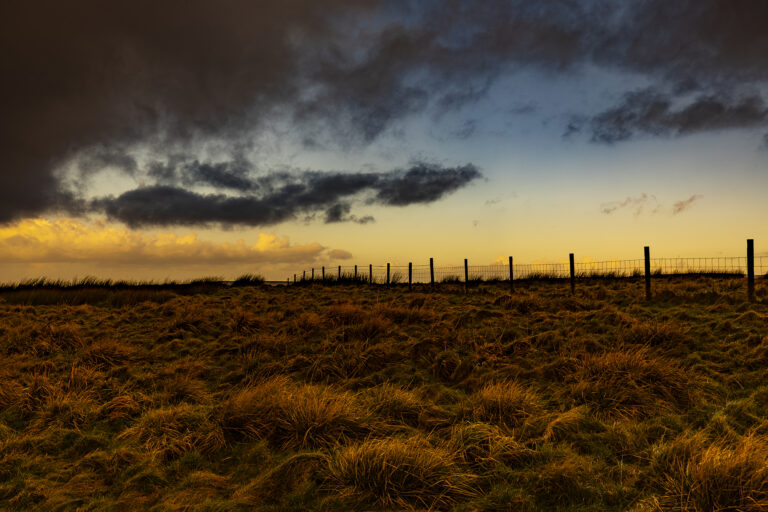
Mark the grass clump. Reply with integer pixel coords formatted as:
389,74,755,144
653,435,768,511
217,376,370,450
118,404,225,459
448,422,524,470
567,347,693,419
231,274,265,287
324,436,478,509
470,381,544,430
360,383,429,426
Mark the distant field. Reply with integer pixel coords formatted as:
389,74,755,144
0,277,767,511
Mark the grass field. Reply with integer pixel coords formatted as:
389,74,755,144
0,277,767,511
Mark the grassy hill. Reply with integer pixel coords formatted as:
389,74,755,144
0,277,767,511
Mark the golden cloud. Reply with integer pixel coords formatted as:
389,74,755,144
0,218,348,265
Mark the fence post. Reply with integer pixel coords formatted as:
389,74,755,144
302,270,306,282
509,256,513,293
287,278,289,286
369,264,373,284
644,246,652,300
311,268,314,280
408,262,412,291
569,253,575,295
354,265,358,280
293,274,296,284
748,239,755,302
322,266,325,281
464,258,469,292
430,258,435,286
387,263,390,286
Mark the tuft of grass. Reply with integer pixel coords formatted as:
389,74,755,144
567,346,694,419
360,383,429,426
653,435,768,511
470,381,544,430
324,436,478,509
29,392,97,432
100,394,143,422
118,404,225,459
447,422,524,471
542,406,602,443
231,274,265,287
217,376,370,450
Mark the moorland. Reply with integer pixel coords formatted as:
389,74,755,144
0,277,767,511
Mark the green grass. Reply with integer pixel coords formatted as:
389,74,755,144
0,276,765,510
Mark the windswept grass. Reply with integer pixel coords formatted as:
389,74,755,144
217,376,370,450
567,346,694,419
324,437,479,509
470,381,544,430
0,276,765,510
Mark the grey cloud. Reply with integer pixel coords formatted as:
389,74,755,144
323,203,375,224
181,160,256,192
374,163,481,206
590,90,768,143
601,193,703,216
91,162,481,227
600,194,660,216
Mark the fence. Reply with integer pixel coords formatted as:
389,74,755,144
287,240,765,302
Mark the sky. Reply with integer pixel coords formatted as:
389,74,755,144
1,0,767,281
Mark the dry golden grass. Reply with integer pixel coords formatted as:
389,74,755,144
650,434,768,511
0,276,765,510
217,376,371,450
118,404,226,459
324,436,479,509
567,346,694,419
470,381,544,429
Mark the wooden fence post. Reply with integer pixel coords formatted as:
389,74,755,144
369,264,373,284
302,270,306,281
748,239,755,302
387,263,390,286
430,258,435,286
644,246,652,300
464,258,469,292
338,265,341,280
509,256,513,293
293,274,296,284
408,262,412,291
354,265,358,280
322,266,325,281
569,253,575,295
311,268,314,280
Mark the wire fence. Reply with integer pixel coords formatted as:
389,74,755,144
292,256,768,284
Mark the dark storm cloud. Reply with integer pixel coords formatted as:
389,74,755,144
90,163,481,227
0,0,379,222
3,0,768,223
374,163,481,206
181,160,256,192
323,203,375,224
